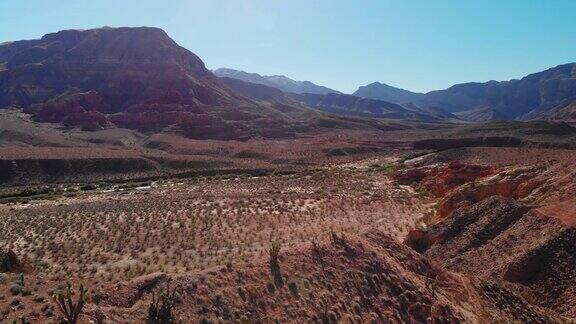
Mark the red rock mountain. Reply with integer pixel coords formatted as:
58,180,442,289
0,27,319,139
0,27,241,107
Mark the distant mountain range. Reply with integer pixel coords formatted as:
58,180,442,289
220,76,458,122
218,64,576,123
213,68,340,95
354,64,576,122
423,64,576,121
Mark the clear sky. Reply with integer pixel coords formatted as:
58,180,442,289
1,0,575,93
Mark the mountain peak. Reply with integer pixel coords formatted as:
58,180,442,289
2,26,196,72
0,26,274,139
39,26,171,42
354,82,423,104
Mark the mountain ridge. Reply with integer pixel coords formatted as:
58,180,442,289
213,67,340,95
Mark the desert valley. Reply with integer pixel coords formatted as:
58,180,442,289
0,21,576,324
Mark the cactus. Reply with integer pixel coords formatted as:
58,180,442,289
52,282,88,324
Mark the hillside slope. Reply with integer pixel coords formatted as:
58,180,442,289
23,230,559,323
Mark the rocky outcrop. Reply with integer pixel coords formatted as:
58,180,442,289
394,161,494,197
416,196,576,317
437,165,542,218
395,162,548,219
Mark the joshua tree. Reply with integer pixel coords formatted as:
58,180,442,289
148,278,180,323
52,282,88,324
268,241,283,287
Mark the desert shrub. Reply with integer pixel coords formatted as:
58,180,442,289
10,297,22,307
52,282,88,324
79,184,97,191
12,316,30,324
234,150,266,159
288,281,299,296
0,250,23,272
302,279,311,290
91,288,104,304
405,229,434,254
330,230,357,258
21,287,32,296
33,295,45,303
237,287,247,301
266,281,276,294
40,303,54,316
9,284,22,295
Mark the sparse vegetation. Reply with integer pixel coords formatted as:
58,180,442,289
0,167,425,283
0,142,440,322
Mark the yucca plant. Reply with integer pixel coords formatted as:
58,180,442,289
52,282,88,324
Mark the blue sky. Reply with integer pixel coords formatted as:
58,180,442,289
1,0,575,93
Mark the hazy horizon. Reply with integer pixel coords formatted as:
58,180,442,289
2,0,575,93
